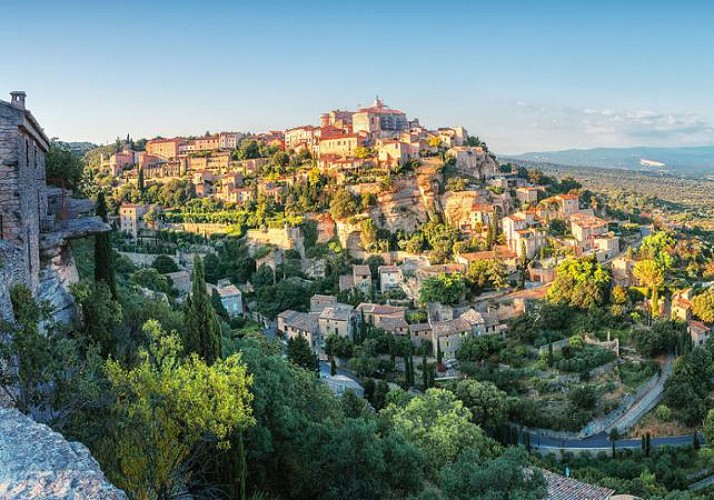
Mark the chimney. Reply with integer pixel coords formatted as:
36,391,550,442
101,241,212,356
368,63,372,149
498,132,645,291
10,91,26,110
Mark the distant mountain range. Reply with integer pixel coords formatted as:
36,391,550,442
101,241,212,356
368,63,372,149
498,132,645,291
505,145,714,178
54,140,97,155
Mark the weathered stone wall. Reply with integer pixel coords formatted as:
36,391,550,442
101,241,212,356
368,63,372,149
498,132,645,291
0,408,127,499
0,98,48,293
0,240,29,322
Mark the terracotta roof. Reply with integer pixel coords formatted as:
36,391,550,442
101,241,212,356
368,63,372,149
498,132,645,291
556,193,579,200
409,323,432,333
356,303,406,317
217,284,241,298
378,265,400,274
541,469,614,500
459,309,485,325
319,306,354,322
432,318,472,337
570,213,608,229
689,320,711,333
376,316,409,332
353,264,371,276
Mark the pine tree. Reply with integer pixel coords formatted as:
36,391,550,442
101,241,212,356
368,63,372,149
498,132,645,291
184,255,222,363
94,191,117,299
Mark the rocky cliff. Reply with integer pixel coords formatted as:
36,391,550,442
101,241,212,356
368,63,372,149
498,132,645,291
0,408,126,499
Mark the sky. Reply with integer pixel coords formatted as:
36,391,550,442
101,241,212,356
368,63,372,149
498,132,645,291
2,0,714,154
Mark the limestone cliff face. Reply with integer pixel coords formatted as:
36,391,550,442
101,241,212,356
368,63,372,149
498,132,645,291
0,408,127,499
37,245,80,326
371,176,430,233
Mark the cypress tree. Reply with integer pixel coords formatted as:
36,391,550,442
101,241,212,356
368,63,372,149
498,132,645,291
184,255,222,363
137,166,145,194
422,351,428,389
94,191,117,299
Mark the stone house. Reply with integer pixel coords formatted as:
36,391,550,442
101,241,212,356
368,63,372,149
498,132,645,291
611,255,637,287
409,323,433,348
356,302,406,325
352,264,372,294
146,137,183,160
378,264,403,292
569,213,608,251
213,282,243,317
376,316,410,336
593,234,620,261
671,288,694,322
310,294,337,312
515,187,542,205
318,305,355,339
689,320,711,347
166,271,192,295
431,317,472,360
119,203,150,238
277,310,321,352
0,91,109,321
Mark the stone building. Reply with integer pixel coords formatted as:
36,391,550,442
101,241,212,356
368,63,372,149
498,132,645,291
1,91,50,292
0,91,110,321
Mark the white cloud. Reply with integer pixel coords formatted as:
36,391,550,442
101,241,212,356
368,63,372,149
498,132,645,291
507,101,714,151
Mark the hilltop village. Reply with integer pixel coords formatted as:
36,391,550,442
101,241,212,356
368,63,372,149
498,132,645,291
6,92,714,499
100,98,655,362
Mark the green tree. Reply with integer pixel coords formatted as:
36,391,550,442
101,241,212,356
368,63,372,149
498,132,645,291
360,218,378,249
329,188,359,220
439,446,546,500
420,272,465,305
547,257,611,309
380,388,496,474
702,408,714,446
455,379,508,432
137,166,145,193
131,268,173,295
71,280,122,358
93,191,117,299
456,335,503,363
103,320,254,498
184,255,222,363
46,141,84,192
151,254,179,274
287,335,318,374
634,259,666,317
692,287,714,323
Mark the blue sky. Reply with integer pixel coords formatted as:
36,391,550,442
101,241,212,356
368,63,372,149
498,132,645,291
2,0,713,154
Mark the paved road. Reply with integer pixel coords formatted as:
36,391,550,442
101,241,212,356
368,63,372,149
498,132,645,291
690,474,714,492
525,430,699,452
606,353,674,434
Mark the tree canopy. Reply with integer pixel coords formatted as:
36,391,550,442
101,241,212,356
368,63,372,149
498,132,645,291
547,257,611,309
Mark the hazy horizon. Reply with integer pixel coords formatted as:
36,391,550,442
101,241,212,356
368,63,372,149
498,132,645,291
3,0,714,154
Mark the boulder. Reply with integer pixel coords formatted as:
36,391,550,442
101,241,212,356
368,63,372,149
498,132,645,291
0,408,127,499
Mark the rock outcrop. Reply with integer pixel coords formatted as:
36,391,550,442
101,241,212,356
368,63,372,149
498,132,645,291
0,408,127,499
